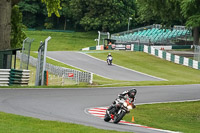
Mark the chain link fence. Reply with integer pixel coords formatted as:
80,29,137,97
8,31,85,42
20,38,34,70
17,52,93,86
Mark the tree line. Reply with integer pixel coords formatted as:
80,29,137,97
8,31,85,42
18,0,137,32
0,0,199,50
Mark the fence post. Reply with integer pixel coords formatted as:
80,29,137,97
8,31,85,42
90,73,93,84
62,74,64,86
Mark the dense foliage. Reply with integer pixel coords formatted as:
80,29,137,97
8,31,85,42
18,0,137,32
136,0,200,45
11,5,26,48
70,0,136,31
18,0,199,31
136,0,184,26
18,0,47,28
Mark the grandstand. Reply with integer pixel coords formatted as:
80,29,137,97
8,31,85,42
111,24,191,45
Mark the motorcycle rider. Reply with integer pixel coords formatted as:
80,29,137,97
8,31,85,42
107,88,137,114
107,53,112,64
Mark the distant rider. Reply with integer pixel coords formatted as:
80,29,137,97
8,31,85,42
107,88,137,114
107,53,113,64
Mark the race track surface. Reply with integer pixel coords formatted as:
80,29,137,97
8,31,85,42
46,51,164,81
0,84,200,133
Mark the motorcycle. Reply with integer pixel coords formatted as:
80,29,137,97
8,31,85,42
104,97,134,124
107,56,112,65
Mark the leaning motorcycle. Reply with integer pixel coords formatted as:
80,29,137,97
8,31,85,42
104,98,134,124
107,56,112,65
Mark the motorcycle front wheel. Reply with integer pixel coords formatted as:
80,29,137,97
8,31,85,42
113,110,126,124
104,110,111,122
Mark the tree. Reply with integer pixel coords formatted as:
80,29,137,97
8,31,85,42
0,0,61,50
136,0,184,26
0,0,12,50
136,0,200,45
181,0,200,45
11,5,27,48
18,0,47,28
70,0,136,32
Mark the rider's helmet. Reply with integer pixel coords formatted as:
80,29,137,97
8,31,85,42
108,53,111,56
128,89,137,98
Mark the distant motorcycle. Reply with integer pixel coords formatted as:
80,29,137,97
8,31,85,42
104,97,134,124
107,56,112,65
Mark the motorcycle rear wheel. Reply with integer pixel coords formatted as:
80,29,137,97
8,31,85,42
113,111,126,124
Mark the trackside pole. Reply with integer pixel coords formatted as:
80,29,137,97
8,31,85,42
35,36,51,86
41,36,51,85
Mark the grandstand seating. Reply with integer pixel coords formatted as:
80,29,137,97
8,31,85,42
111,24,191,44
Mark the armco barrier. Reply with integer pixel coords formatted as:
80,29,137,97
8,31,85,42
9,69,30,86
0,69,10,86
143,45,200,70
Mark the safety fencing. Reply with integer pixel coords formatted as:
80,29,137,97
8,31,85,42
45,63,93,85
81,44,192,51
17,52,93,85
143,45,200,70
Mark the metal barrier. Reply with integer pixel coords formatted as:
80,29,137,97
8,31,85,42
143,45,200,70
17,52,93,85
0,69,10,86
45,63,93,84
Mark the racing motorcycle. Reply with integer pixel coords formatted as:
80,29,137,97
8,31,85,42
107,56,112,65
104,97,134,124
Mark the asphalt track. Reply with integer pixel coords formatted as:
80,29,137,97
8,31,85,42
0,84,200,133
46,51,165,81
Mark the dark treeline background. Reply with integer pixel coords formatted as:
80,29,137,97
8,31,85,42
16,0,199,43
1,0,199,50
17,0,198,33
18,0,140,32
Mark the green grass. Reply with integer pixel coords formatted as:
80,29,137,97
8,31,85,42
124,101,200,133
89,51,200,85
0,112,129,133
25,30,97,51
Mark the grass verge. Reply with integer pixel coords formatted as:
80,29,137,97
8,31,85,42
89,51,200,86
124,101,200,133
25,30,97,51
0,112,129,133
